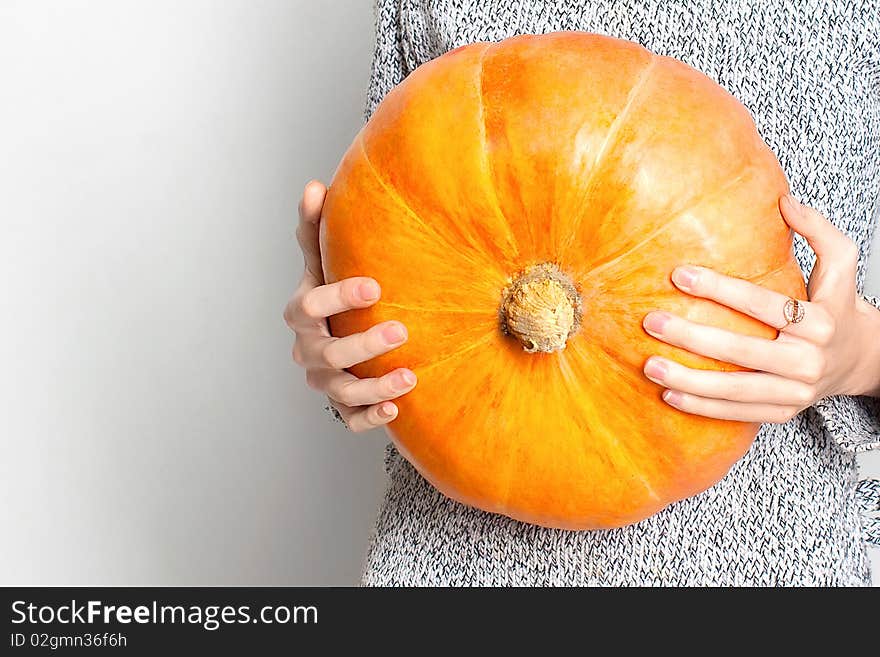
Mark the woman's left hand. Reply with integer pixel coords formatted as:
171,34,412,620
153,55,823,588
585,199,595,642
642,194,880,423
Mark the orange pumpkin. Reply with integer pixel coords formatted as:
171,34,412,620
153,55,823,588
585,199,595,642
320,32,806,529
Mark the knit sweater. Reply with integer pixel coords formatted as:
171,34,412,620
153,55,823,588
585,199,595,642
358,0,880,586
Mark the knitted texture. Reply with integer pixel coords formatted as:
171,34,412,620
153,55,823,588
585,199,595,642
360,0,880,586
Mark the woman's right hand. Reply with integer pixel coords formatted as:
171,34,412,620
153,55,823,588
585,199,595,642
283,180,417,432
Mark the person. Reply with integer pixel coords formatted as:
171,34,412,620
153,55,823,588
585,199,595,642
285,0,880,585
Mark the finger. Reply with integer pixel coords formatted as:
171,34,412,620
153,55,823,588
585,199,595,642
643,311,810,380
779,195,858,299
336,400,399,433
669,265,827,341
297,180,327,285
660,389,800,424
307,367,417,406
294,277,381,326
643,356,816,406
780,194,852,260
284,279,329,332
296,320,406,369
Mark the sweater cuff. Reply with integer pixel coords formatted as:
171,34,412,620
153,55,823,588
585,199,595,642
813,295,880,453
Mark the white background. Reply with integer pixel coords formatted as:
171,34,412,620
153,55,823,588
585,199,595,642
1,0,877,586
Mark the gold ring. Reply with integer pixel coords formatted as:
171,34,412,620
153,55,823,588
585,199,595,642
781,298,805,328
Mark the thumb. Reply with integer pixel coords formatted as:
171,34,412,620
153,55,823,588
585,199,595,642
778,194,857,301
297,180,327,285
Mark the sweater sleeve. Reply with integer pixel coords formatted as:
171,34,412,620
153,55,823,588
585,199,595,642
365,0,407,121
813,294,880,453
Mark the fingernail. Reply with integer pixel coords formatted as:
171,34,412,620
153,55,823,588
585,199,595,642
643,311,671,336
382,323,407,345
644,357,668,382
359,281,380,302
671,266,699,291
782,194,802,212
662,390,682,406
378,402,397,419
399,369,417,386
392,369,416,393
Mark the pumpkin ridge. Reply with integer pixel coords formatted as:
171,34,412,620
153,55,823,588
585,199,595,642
557,348,664,506
748,260,791,284
356,133,502,276
381,301,494,314
490,353,593,524
559,53,658,257
474,42,520,262
555,350,595,492
575,163,754,283
412,331,495,376
567,340,682,507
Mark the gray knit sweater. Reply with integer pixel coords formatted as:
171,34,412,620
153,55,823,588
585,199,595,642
358,0,880,586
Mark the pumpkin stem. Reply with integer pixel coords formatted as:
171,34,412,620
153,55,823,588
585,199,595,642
499,263,581,353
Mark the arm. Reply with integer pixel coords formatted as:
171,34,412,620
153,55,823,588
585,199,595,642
813,292,880,452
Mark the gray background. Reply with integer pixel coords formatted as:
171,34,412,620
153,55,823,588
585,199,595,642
1,0,877,586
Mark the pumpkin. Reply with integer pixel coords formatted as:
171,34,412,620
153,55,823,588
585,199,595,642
320,32,806,529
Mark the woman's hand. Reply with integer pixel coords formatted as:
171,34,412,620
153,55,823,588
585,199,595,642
642,194,880,423
283,180,417,432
